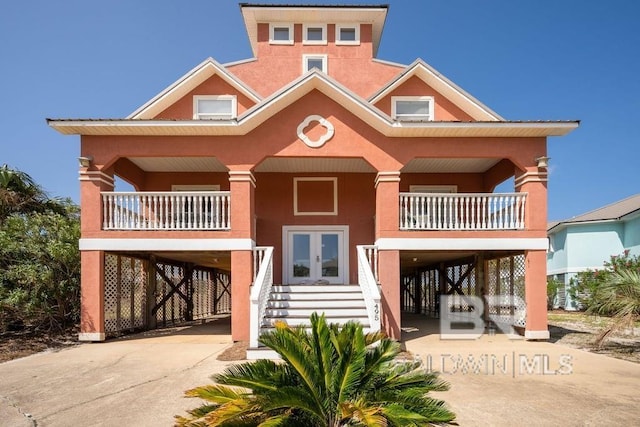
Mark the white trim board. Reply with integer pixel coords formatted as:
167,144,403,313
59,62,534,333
375,238,548,251
79,238,255,251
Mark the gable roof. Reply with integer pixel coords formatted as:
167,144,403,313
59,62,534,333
240,3,389,57
48,67,578,138
548,194,640,232
369,59,504,121
128,57,262,120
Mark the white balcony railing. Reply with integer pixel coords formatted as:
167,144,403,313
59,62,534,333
102,191,230,230
400,192,527,231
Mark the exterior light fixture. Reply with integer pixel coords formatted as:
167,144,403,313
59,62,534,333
78,156,93,167
535,156,550,169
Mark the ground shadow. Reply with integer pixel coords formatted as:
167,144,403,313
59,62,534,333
108,315,232,342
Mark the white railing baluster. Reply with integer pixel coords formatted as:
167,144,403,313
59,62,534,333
100,191,231,231
398,192,528,231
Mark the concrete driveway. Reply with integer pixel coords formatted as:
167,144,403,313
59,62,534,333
0,317,234,427
1,314,639,426
402,314,640,426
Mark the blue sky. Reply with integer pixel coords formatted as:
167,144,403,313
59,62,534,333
1,0,638,221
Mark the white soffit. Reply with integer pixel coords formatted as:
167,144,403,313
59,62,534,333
240,5,388,56
127,157,228,172
255,157,375,173
401,158,500,173
370,60,504,122
128,58,261,120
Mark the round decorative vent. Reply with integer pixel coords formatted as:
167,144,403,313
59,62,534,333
297,114,335,148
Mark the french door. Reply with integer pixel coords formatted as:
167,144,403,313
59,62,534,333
284,227,347,284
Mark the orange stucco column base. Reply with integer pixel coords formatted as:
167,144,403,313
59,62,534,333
79,250,106,341
231,250,252,342
524,250,549,339
379,250,401,340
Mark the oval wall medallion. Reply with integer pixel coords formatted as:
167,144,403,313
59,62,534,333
297,115,335,148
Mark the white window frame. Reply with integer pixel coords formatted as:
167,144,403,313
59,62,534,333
392,96,435,122
294,177,338,216
303,24,327,45
302,54,328,73
335,24,360,45
269,23,294,45
282,225,349,285
193,95,237,120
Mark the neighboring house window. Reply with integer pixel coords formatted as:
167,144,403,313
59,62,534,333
336,24,359,45
303,54,327,73
193,95,237,120
392,96,434,121
303,24,327,45
270,23,294,44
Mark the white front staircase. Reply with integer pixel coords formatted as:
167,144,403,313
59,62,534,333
246,284,370,359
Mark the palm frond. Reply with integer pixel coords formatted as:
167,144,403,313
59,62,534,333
184,385,249,404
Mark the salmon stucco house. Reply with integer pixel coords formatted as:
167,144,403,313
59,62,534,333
48,3,578,352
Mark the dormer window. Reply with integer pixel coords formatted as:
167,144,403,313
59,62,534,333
270,23,294,45
303,24,327,45
193,95,237,120
392,96,434,122
336,24,360,45
303,54,327,73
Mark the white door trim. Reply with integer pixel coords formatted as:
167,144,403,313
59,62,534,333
282,225,349,285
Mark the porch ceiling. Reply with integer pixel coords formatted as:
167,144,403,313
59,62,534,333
401,158,500,173
127,157,228,172
254,157,375,173
123,156,500,174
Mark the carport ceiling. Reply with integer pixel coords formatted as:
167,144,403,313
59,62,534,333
150,251,231,270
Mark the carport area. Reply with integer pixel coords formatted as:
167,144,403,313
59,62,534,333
101,251,231,338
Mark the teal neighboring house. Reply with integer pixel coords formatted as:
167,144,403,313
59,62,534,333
547,194,640,309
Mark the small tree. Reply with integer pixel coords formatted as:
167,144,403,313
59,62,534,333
176,314,455,426
588,269,640,348
569,251,640,311
547,278,560,309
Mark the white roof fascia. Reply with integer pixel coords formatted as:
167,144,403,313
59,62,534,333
369,59,504,121
235,69,393,134
371,58,407,68
128,57,262,120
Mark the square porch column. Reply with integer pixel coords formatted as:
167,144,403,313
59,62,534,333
524,250,549,339
229,170,256,342
78,167,114,341
79,250,106,341
516,167,550,339
375,171,401,339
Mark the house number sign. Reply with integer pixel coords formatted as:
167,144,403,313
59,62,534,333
297,114,335,148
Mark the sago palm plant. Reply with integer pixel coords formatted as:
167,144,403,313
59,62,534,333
589,269,640,348
176,313,455,426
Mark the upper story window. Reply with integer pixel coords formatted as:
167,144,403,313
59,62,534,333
303,24,327,45
303,54,327,73
193,95,237,120
270,23,294,45
392,96,434,122
336,24,360,45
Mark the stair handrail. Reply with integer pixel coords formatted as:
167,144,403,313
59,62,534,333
249,246,274,348
357,245,381,333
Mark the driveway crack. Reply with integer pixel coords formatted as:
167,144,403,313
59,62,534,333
1,394,38,426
